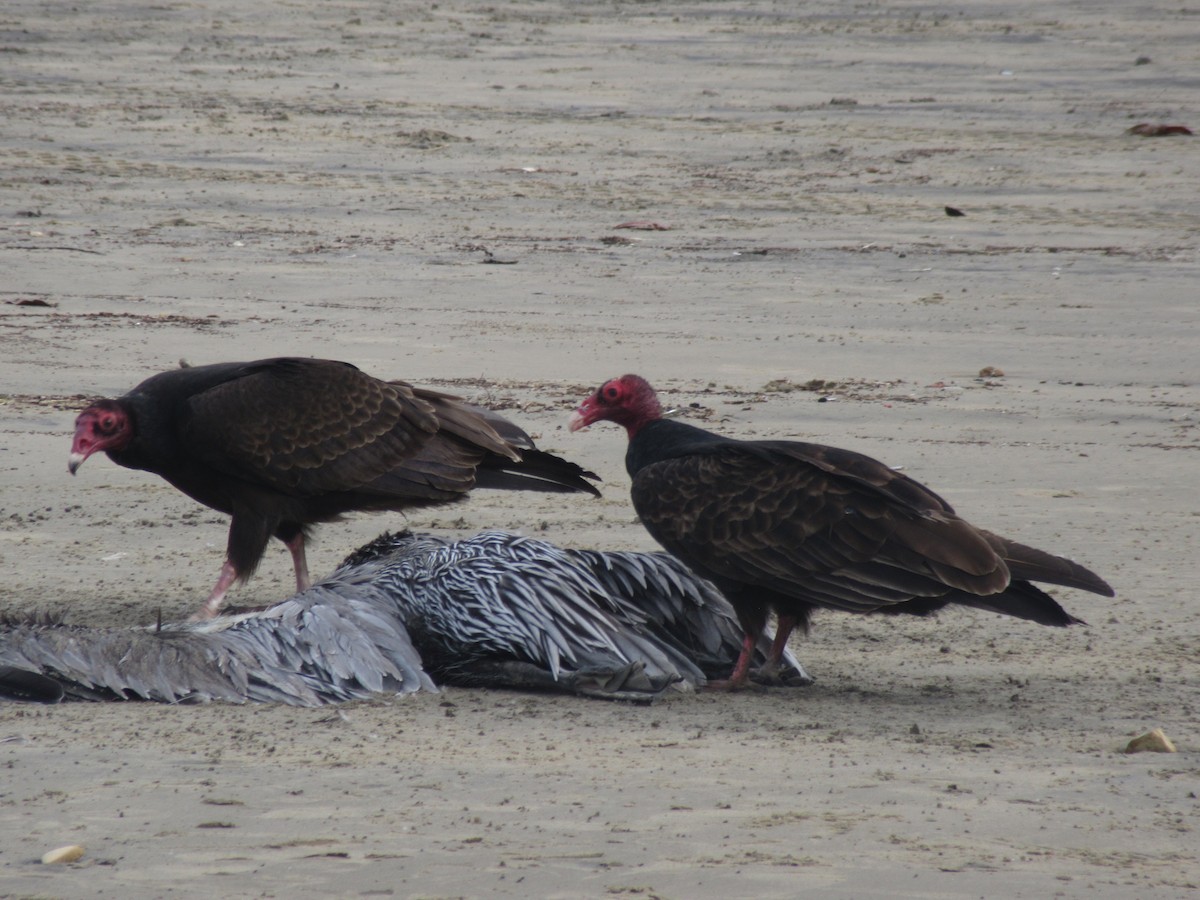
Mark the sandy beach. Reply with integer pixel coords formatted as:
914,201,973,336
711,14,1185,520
1,1,1197,896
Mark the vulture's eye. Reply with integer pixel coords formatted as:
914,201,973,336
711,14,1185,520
602,384,620,402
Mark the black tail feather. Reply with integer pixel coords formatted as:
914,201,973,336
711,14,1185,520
869,580,1084,627
476,448,601,496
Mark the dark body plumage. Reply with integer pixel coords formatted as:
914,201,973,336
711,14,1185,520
0,531,808,705
69,359,599,616
571,375,1115,688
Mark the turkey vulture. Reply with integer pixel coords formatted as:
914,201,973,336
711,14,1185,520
569,374,1115,689
0,530,808,704
69,358,600,618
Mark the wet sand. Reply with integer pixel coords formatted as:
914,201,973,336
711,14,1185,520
1,1,1197,896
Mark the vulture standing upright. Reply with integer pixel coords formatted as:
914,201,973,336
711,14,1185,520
69,358,599,618
569,374,1114,689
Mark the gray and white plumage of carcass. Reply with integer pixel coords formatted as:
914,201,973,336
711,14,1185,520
0,531,809,705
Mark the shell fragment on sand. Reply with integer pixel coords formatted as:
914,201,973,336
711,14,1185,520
41,844,85,865
1123,728,1177,754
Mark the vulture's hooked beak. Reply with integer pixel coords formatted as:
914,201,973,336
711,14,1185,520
69,413,103,474
568,397,597,433
69,427,98,474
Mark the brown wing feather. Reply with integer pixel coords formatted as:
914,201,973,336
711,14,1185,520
401,386,600,497
979,531,1114,596
180,359,442,496
407,387,524,461
357,436,489,501
632,446,1011,615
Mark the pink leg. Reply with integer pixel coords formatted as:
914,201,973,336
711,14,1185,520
285,533,310,592
754,614,798,683
769,614,798,665
191,560,239,620
705,633,757,691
